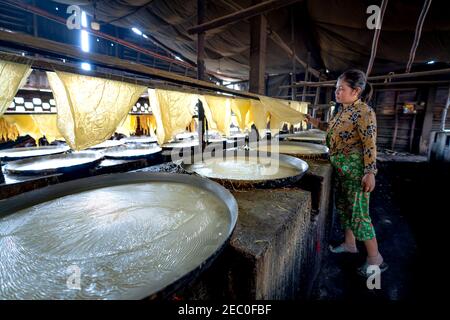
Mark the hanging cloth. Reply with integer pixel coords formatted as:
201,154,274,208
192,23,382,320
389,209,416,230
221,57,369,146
47,71,146,150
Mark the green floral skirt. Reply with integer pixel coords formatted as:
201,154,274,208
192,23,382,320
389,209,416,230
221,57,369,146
329,152,376,241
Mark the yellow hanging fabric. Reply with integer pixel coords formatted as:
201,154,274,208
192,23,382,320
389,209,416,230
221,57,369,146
290,101,309,130
230,98,252,132
249,99,269,137
0,60,32,116
138,114,157,136
188,118,197,133
115,114,137,136
258,96,307,135
149,88,197,145
0,117,19,142
200,95,232,136
31,114,64,143
46,71,146,150
2,114,42,142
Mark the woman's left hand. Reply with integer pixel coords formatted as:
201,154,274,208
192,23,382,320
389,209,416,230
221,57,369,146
361,173,376,192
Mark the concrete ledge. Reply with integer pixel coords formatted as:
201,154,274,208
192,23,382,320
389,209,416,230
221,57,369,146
175,188,312,299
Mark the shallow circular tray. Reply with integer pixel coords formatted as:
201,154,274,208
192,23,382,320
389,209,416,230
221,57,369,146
161,141,200,150
121,136,157,144
0,146,70,161
182,151,309,189
4,152,104,175
0,172,238,299
103,145,162,160
88,140,125,149
254,141,329,159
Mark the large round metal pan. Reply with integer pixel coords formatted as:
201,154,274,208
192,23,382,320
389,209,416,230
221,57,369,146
0,172,238,300
4,152,104,176
103,145,162,160
0,146,70,161
121,136,157,144
182,150,309,189
88,140,125,149
161,140,199,150
252,141,329,159
280,130,327,144
175,132,197,140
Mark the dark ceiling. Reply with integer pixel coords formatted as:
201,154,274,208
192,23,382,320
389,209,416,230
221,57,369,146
51,0,450,79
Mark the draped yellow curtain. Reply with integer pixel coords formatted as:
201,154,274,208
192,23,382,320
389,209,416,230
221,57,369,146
47,71,146,150
249,99,269,137
200,95,232,136
2,114,42,142
230,98,252,132
116,114,137,136
139,114,157,136
188,118,197,133
149,88,197,145
258,96,307,135
31,114,64,143
0,60,32,116
0,117,19,142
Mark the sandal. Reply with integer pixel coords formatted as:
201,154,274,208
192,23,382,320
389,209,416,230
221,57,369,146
329,243,359,254
357,261,389,277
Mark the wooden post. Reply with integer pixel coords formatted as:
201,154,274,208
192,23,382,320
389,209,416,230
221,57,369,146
419,87,436,154
290,11,296,101
410,112,417,152
249,2,267,94
197,0,206,154
440,85,450,131
197,0,206,81
325,87,333,121
391,91,399,151
312,86,321,119
301,52,311,102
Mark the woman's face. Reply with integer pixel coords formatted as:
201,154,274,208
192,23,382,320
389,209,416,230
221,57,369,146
335,79,361,104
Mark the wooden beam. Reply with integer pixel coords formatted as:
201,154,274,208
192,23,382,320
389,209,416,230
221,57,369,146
0,30,261,99
282,69,450,88
187,0,303,34
219,0,320,78
249,6,267,95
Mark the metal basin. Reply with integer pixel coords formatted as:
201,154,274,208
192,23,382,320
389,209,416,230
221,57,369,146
0,172,238,299
88,140,124,149
182,151,309,189
103,145,162,161
0,146,70,162
253,141,329,159
4,152,104,176
121,136,157,144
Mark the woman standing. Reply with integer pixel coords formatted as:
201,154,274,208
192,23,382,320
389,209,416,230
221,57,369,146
306,69,388,276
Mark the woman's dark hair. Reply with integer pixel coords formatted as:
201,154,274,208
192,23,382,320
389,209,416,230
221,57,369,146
338,69,373,103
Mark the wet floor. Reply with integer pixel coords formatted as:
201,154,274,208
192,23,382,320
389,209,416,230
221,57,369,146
311,157,445,301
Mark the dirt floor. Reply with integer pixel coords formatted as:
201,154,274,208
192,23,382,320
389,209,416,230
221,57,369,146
311,155,445,302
